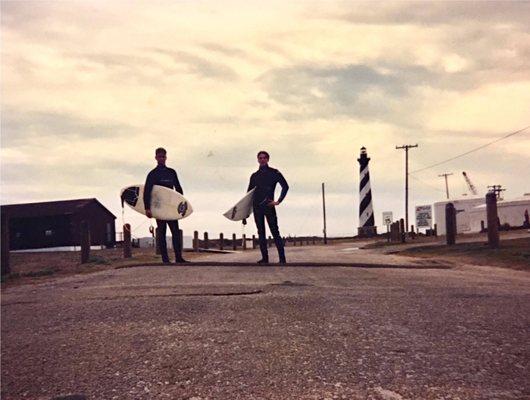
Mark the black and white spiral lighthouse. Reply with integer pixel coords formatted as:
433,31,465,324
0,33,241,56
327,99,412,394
357,147,377,237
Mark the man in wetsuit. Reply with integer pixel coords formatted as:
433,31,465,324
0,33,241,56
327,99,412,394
247,151,289,264
144,147,187,264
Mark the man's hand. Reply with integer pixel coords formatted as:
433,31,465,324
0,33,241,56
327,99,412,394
146,209,153,218
267,200,280,207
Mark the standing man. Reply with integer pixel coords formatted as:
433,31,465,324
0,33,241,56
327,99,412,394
247,151,289,264
144,147,187,264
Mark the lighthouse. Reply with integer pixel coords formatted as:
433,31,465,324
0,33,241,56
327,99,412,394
357,147,377,237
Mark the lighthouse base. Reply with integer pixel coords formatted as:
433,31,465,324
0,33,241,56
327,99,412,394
357,226,378,237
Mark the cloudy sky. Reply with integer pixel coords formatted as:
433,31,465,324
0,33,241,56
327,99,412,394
2,0,529,238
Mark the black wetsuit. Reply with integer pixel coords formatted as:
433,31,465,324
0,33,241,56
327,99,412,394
144,165,184,262
247,165,289,262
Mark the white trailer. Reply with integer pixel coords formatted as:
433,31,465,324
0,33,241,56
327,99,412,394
469,195,530,231
433,197,485,235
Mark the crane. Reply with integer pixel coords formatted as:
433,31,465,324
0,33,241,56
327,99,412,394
462,171,478,196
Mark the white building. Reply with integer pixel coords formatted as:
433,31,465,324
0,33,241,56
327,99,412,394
433,194,530,235
468,195,530,232
433,197,484,235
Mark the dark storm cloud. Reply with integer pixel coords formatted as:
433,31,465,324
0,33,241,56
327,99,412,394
1,110,132,148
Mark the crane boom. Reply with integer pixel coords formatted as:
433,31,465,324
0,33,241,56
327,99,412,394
462,171,478,195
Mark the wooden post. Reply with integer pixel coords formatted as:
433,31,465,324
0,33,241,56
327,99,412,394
242,234,247,250
80,221,91,263
203,232,209,250
293,237,297,247
1,214,10,276
433,223,438,237
122,223,131,258
155,227,161,255
193,231,199,252
252,235,256,249
399,218,406,243
312,236,316,245
219,233,224,250
445,203,456,246
232,233,237,250
480,220,485,232
486,192,499,249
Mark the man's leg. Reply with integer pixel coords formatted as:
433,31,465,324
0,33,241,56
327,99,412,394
167,220,185,262
265,208,286,263
156,219,170,263
253,207,268,262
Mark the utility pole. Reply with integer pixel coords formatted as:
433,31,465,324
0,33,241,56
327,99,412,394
487,185,505,200
438,172,453,199
322,182,327,244
396,144,418,232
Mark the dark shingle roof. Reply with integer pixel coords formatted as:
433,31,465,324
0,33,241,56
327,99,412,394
1,198,116,219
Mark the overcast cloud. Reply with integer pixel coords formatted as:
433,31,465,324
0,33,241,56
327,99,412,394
1,1,529,238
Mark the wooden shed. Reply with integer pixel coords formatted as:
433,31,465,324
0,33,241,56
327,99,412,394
1,199,116,250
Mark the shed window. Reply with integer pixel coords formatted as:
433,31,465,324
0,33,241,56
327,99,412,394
45,230,53,237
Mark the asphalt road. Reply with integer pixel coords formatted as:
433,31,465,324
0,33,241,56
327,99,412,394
2,244,529,399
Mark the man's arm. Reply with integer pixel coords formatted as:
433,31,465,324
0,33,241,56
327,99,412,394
173,170,183,195
276,172,289,203
247,173,256,193
143,171,154,216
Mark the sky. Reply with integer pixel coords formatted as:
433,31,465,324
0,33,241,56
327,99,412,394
1,0,529,239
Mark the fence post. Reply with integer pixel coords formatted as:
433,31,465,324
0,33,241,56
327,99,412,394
486,192,499,249
203,232,209,250
242,234,247,250
178,229,183,253
123,223,131,258
232,233,237,250
193,231,199,252
80,221,91,263
399,219,406,243
219,233,224,250
433,223,438,237
252,235,256,249
445,203,456,245
1,214,10,276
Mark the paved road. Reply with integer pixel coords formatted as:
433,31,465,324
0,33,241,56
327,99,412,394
2,244,529,399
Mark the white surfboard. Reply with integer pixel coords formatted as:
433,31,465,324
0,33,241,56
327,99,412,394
223,188,255,221
120,184,193,220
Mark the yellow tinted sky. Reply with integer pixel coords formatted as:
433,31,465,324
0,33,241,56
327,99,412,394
2,1,529,237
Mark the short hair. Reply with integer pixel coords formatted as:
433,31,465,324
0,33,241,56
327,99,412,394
155,147,167,156
257,151,270,159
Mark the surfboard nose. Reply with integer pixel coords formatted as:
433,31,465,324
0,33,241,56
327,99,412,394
121,186,140,207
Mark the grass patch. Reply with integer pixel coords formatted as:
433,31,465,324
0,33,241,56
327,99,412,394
401,237,530,270
86,255,111,265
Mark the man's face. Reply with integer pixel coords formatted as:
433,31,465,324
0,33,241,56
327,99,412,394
258,153,269,166
156,153,167,165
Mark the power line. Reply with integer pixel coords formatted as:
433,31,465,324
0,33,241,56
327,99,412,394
411,125,529,174
410,175,445,193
